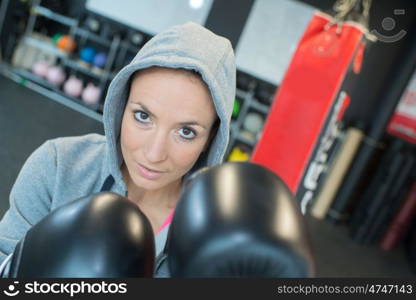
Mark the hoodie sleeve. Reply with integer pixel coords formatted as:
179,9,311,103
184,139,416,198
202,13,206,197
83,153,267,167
0,140,56,263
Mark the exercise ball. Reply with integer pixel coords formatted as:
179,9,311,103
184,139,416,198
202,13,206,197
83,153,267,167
51,33,63,45
93,52,107,68
57,35,77,52
80,47,96,64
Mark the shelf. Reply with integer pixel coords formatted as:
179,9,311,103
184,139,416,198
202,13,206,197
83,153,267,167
14,67,60,92
23,35,68,58
236,88,250,100
5,66,103,122
74,27,111,47
61,58,108,80
21,34,110,81
120,41,140,54
32,5,77,27
235,131,256,147
249,99,270,115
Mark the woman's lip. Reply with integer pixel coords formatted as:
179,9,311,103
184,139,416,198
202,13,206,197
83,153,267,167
138,163,164,173
136,163,165,180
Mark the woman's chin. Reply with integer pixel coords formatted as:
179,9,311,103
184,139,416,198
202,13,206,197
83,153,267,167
133,176,162,190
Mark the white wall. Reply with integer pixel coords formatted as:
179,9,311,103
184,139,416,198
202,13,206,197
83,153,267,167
87,0,315,85
86,0,213,35
236,0,315,85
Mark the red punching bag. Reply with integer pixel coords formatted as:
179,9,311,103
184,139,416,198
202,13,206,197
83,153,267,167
251,7,370,212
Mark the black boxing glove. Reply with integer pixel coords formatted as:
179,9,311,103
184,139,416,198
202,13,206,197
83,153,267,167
0,192,155,278
167,162,315,277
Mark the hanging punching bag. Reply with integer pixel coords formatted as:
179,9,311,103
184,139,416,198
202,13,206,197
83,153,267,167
251,0,373,213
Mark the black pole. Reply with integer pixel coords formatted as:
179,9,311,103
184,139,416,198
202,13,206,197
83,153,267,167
327,14,416,223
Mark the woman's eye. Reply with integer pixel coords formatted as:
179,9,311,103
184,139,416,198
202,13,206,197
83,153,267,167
134,111,150,123
179,127,196,140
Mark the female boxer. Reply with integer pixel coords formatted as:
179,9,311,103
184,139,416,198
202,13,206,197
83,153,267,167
0,22,236,277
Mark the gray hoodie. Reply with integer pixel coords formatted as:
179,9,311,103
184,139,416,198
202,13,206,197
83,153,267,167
0,22,236,276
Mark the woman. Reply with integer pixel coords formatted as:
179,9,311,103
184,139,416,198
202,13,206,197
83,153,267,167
0,22,236,276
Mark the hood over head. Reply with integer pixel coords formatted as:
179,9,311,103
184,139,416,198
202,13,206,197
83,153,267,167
103,22,236,187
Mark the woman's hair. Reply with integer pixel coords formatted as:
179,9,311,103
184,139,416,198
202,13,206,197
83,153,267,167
208,117,220,145
131,66,204,86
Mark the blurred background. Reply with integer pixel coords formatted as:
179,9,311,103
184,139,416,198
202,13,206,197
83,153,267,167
0,0,415,277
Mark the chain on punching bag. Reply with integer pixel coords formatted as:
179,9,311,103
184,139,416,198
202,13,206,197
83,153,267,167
251,0,374,214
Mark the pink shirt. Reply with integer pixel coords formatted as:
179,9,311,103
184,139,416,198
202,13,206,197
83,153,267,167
157,209,175,234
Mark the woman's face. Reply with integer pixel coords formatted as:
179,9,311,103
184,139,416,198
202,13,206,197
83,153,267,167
120,67,217,191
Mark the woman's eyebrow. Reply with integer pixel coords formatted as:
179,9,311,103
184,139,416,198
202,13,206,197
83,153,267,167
130,101,156,118
130,101,207,129
179,121,207,130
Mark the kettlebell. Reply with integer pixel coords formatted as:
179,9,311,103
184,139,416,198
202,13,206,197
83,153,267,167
82,83,101,105
46,65,66,85
31,61,50,78
63,75,83,98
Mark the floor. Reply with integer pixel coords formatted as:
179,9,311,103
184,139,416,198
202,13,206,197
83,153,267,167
306,215,414,277
0,73,104,214
0,74,414,277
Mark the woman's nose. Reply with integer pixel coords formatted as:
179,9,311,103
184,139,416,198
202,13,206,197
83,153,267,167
144,129,168,163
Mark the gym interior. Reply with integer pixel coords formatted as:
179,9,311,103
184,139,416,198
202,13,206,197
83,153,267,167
0,0,415,277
